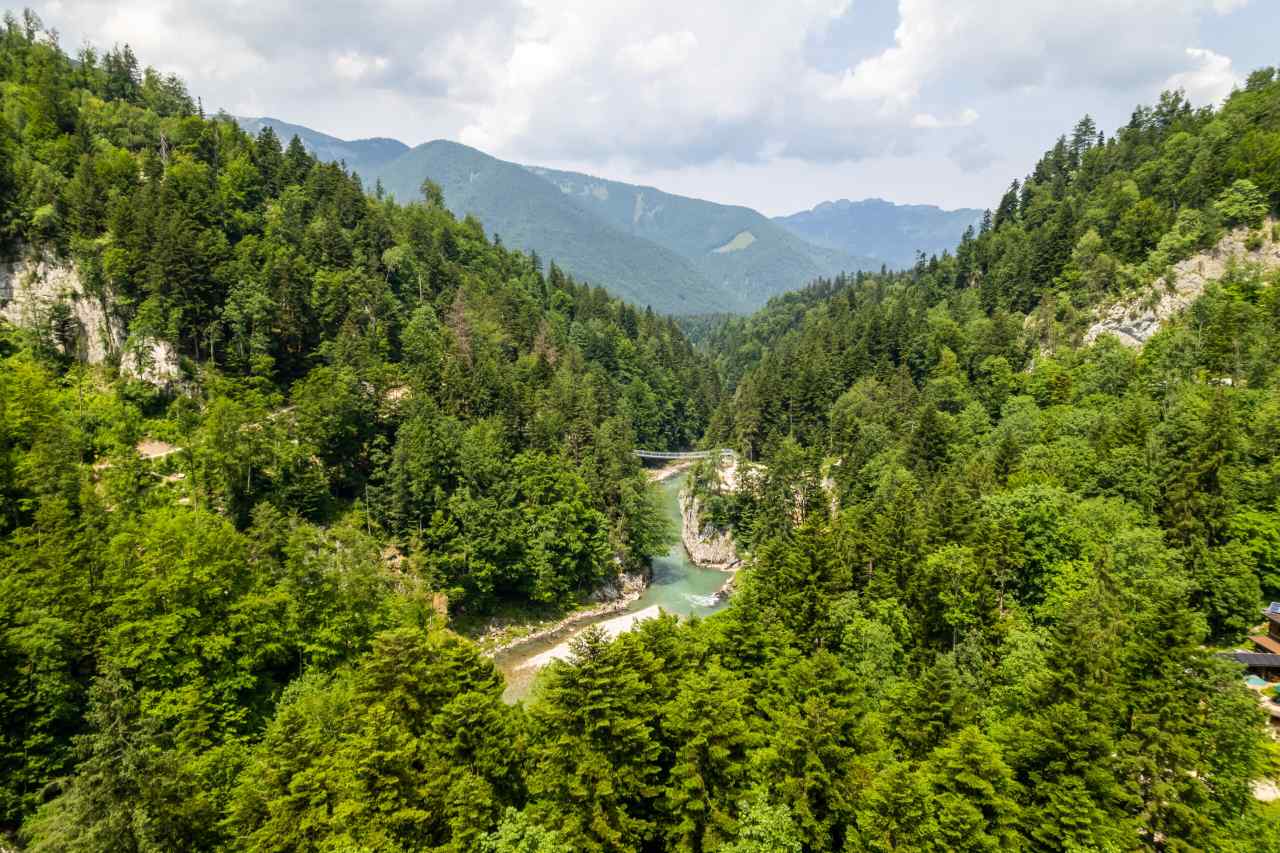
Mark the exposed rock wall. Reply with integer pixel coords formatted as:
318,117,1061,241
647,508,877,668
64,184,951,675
120,336,184,391
1,248,184,390
1085,219,1279,348
680,491,739,569
0,250,124,362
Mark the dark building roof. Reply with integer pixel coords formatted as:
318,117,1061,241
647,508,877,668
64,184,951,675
1225,651,1280,667
1265,602,1280,623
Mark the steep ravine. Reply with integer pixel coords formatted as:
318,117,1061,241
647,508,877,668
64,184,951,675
493,470,731,701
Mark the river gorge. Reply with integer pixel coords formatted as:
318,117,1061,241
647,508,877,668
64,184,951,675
494,469,732,702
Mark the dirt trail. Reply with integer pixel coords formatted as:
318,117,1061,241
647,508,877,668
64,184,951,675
136,438,181,460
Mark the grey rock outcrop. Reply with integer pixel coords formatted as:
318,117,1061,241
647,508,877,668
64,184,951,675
1085,220,1279,348
120,336,184,391
1,248,185,390
0,250,124,362
680,491,739,569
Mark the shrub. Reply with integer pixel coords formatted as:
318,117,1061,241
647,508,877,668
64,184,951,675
1214,179,1269,228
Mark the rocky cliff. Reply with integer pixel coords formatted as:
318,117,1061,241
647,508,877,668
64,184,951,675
1084,220,1279,348
1,250,124,362
0,248,184,389
680,491,739,569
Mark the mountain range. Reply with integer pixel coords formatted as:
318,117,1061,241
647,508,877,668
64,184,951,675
773,198,982,270
239,117,980,314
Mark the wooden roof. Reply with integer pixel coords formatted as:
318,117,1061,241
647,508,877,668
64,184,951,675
1251,633,1280,654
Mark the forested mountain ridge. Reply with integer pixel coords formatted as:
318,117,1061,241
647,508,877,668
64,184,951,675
710,75,1280,450
0,12,722,848
774,197,983,269
241,117,903,314
365,138,733,314
522,164,881,307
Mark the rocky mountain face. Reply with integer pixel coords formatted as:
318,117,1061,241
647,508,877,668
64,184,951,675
1085,219,1280,348
1,248,183,389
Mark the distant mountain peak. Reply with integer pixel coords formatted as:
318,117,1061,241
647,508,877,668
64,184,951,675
775,198,982,268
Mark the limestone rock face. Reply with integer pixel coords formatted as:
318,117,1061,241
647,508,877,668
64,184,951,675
589,572,648,603
120,337,184,391
1,248,186,391
680,491,739,569
1084,220,1280,348
0,251,124,363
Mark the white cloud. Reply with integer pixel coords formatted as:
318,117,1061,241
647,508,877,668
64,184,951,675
333,51,390,83
832,0,1241,116
28,0,1267,211
617,30,698,75
1164,47,1240,105
911,108,979,129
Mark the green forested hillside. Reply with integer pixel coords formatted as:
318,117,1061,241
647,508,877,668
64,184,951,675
682,69,1280,849
0,13,719,847
372,139,732,313
242,118,887,314
524,165,880,306
3,6,1280,853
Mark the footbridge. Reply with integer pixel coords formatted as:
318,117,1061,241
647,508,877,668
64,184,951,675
632,448,736,461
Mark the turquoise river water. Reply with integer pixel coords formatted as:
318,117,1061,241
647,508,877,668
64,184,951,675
493,470,730,702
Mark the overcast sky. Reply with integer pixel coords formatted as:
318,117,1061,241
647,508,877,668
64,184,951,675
33,0,1280,215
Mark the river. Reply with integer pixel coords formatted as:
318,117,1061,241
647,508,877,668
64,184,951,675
493,470,730,702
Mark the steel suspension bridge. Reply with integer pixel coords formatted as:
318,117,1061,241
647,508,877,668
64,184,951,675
632,448,736,461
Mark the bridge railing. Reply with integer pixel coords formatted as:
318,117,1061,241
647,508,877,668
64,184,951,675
632,448,736,461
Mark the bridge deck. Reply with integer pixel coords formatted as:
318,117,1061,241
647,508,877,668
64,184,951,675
632,449,734,460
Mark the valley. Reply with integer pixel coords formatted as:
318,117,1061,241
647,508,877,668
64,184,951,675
238,117,976,314
2,8,1280,852
494,468,731,702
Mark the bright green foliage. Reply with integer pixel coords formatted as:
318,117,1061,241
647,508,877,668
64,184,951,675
719,790,803,853
526,626,666,851
1,11,1278,853
481,808,574,853
661,664,760,852
929,727,1022,852
226,627,519,852
1215,179,1270,228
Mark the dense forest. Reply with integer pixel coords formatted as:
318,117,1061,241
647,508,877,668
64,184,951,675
2,6,1280,852
0,10,720,848
685,60,1280,851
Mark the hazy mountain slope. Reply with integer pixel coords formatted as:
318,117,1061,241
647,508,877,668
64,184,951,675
774,198,982,268
375,140,732,313
238,116,408,181
240,119,964,313
524,166,881,306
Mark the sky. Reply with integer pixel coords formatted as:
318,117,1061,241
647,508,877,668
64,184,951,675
30,0,1280,215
